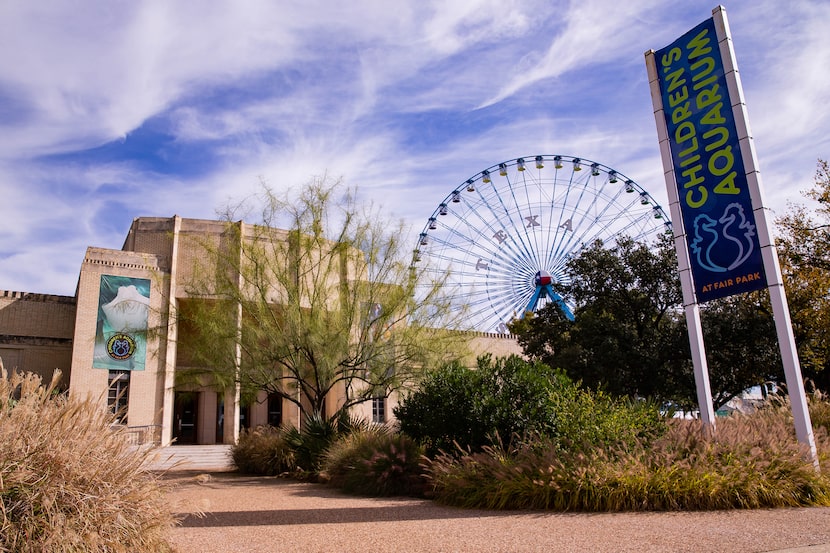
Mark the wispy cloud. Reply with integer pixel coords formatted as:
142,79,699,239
0,0,827,295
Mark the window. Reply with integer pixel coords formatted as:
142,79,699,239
107,370,130,424
372,395,386,424
267,393,283,427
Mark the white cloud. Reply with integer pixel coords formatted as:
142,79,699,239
1,0,829,296
477,0,667,108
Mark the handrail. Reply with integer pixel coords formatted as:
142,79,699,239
118,424,163,446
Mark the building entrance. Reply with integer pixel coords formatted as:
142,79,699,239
173,392,198,444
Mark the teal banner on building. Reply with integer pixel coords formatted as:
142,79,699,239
655,17,766,302
93,275,150,371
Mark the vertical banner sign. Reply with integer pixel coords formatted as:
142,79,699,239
654,17,766,302
93,275,151,371
649,6,818,464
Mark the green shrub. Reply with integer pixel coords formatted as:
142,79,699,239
548,386,665,452
283,411,341,476
393,360,482,455
232,412,373,478
232,425,295,475
395,355,574,455
426,408,830,511
322,427,427,497
0,369,175,552
395,355,664,456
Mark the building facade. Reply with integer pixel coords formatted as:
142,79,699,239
0,216,521,446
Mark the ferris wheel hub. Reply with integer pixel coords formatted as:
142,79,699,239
534,270,553,287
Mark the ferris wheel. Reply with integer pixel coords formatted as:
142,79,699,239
412,155,671,334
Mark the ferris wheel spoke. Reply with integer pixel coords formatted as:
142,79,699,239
454,188,533,268
459,292,510,331
485,174,540,269
549,181,628,265
520,171,547,269
546,169,584,265
575,198,655,249
506,172,544,268
478,295,518,331
555,204,617,260
490,286,532,326
427,216,527,271
467,183,543,276
551,174,608,262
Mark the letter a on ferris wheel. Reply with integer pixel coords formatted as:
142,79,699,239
412,154,671,334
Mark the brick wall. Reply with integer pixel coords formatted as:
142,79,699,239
0,290,76,386
69,246,169,429
122,217,175,269
0,290,76,338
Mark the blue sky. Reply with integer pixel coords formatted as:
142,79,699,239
1,1,828,296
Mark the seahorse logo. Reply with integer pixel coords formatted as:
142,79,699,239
690,203,756,273
107,333,136,360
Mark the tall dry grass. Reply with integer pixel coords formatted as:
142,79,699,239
0,366,176,552
321,427,428,497
232,425,296,476
427,397,830,511
810,389,830,434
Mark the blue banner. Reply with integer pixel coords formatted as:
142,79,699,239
655,17,766,302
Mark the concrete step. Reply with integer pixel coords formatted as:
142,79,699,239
145,445,234,472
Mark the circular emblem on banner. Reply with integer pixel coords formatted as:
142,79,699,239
107,333,137,360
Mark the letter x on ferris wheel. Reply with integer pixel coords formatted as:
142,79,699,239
412,155,672,334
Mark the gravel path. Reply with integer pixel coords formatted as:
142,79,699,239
164,472,830,553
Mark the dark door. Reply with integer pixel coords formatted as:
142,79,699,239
173,392,198,444
239,404,251,431
216,396,224,444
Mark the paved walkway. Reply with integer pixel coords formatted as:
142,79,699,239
164,472,830,553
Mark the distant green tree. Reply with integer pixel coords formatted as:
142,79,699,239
698,292,781,406
509,235,784,409
509,235,691,402
776,159,830,392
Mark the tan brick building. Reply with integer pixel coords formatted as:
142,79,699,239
0,216,521,447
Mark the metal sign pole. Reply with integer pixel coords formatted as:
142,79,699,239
712,6,817,464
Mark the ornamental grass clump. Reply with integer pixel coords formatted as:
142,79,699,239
232,425,296,476
321,426,427,497
810,389,830,434
427,398,830,511
0,367,175,552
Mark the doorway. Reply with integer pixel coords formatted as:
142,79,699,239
173,392,198,444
